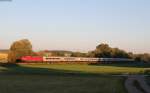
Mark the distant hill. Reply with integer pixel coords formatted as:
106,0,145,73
0,49,9,54
37,50,87,57
44,50,73,53
37,50,74,57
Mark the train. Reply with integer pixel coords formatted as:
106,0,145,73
20,56,134,63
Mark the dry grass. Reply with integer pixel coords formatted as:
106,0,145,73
0,53,8,63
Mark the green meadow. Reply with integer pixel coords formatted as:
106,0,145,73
0,63,149,93
14,63,150,74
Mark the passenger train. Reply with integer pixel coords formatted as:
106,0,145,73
20,56,134,63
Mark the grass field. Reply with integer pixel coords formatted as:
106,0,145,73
0,75,126,93
13,63,150,74
0,64,129,93
0,63,149,93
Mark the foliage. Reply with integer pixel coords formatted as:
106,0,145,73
89,43,130,58
111,48,131,58
6,39,150,63
88,43,150,63
8,39,33,63
37,50,88,57
37,50,73,57
134,53,150,63
94,43,112,57
71,52,87,57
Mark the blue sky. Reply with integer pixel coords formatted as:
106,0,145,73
0,0,150,53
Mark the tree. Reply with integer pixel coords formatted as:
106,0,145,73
111,48,130,58
141,53,150,63
134,53,150,63
89,43,130,58
8,39,33,63
94,43,112,58
71,52,87,57
87,51,95,57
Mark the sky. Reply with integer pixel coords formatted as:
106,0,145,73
0,0,150,53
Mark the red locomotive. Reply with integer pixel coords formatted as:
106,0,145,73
21,56,43,62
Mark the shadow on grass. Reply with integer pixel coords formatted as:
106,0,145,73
89,62,150,68
0,63,149,76
0,63,102,77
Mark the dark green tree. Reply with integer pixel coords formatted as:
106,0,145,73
8,39,33,63
94,43,112,58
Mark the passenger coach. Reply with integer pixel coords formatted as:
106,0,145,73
21,56,134,63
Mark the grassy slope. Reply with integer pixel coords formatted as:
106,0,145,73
0,64,129,93
18,64,149,74
0,75,126,93
0,63,149,93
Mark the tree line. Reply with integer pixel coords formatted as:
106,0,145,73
8,39,150,63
